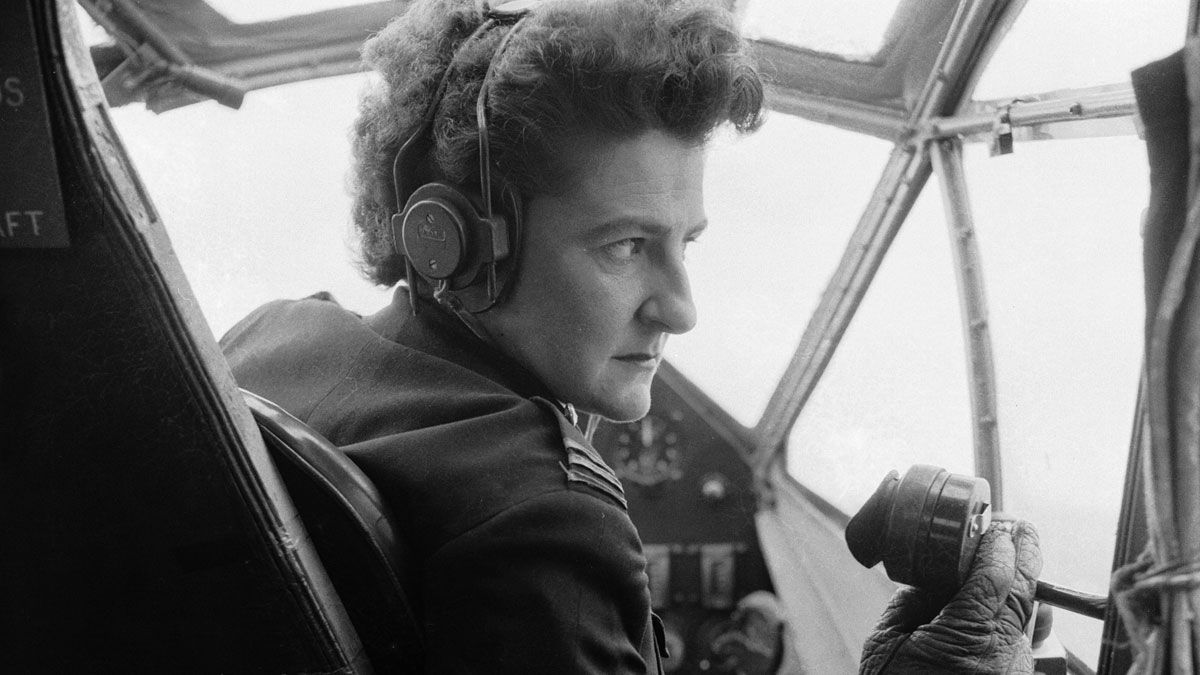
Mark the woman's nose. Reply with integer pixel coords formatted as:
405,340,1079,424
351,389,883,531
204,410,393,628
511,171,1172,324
638,255,697,334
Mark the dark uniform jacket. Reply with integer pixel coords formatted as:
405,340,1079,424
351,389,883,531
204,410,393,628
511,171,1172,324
221,288,662,673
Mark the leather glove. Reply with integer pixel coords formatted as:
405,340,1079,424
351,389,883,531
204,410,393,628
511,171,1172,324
859,519,1042,674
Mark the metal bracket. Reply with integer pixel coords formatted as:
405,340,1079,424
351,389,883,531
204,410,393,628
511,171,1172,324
80,0,245,111
989,100,1019,156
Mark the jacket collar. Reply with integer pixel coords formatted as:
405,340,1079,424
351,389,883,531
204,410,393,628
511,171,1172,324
366,285,554,401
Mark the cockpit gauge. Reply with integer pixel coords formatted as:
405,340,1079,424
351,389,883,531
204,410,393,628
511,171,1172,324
614,409,685,488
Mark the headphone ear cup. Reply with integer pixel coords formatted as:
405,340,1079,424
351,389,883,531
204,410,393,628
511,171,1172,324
395,182,518,309
400,189,469,280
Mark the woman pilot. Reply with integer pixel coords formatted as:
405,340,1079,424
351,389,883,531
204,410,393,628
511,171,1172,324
221,0,1042,671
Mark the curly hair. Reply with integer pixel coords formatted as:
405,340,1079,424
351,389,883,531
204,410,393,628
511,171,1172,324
350,0,765,286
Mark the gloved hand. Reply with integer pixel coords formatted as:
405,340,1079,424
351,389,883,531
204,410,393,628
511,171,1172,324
859,520,1042,674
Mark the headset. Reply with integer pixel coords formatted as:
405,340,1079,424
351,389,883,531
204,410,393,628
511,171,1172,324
389,1,537,314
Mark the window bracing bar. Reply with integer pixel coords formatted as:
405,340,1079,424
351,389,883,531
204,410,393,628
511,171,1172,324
930,138,1004,510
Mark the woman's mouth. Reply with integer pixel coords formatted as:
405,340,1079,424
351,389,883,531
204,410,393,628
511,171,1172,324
613,353,662,367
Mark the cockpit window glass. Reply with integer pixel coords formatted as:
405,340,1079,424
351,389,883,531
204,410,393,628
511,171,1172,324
781,136,1143,664
961,137,1144,666
972,0,1188,100
669,115,891,427
205,0,381,24
740,0,902,60
75,5,112,46
107,72,392,338
783,179,974,514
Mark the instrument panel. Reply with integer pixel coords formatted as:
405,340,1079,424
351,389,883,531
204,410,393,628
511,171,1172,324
595,362,777,673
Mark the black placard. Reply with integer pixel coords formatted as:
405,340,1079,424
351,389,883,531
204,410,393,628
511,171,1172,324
0,0,69,248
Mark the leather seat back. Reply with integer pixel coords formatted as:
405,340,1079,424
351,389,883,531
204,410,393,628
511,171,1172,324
244,390,425,672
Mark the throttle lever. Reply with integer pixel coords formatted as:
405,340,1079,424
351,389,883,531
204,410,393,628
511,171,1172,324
845,465,1108,620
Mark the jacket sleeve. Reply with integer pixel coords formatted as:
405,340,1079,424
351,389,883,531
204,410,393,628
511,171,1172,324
420,488,657,674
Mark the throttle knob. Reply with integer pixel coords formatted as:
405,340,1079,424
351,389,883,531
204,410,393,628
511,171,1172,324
845,465,992,590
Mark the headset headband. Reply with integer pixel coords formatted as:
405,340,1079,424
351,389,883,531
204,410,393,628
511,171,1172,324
389,3,534,314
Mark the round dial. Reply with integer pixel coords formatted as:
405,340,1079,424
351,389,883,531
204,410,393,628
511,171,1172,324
614,410,685,488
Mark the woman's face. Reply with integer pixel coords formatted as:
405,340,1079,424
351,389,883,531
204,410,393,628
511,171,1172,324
479,129,705,422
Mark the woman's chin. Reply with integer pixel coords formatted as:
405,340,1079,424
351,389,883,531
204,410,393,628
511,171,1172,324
585,389,652,424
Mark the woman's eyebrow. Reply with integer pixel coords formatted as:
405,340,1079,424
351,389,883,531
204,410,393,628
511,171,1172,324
586,217,709,239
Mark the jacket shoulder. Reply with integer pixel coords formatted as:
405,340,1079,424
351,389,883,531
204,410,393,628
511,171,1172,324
531,397,627,510
220,294,376,421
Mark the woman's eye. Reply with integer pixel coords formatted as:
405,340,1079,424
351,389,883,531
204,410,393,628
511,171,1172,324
604,238,643,261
